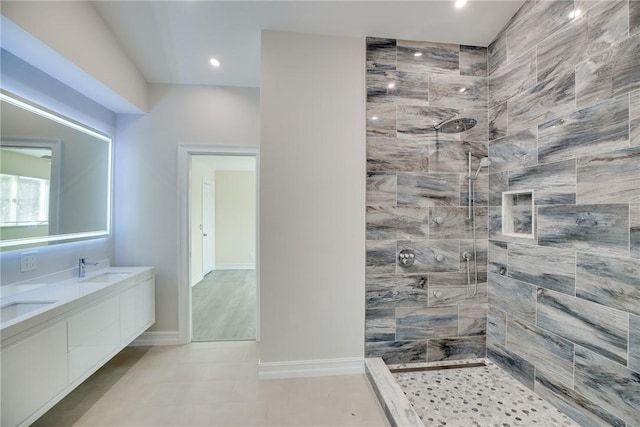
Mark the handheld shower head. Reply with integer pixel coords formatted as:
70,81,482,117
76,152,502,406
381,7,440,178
473,157,491,178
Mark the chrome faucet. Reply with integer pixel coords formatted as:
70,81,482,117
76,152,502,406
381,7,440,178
78,258,99,277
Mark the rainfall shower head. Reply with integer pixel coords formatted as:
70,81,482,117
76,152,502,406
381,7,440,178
473,157,491,178
433,115,477,133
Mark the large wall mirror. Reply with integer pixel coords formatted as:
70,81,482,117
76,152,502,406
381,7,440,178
0,92,112,250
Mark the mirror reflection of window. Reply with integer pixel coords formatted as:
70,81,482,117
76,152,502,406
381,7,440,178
0,174,50,226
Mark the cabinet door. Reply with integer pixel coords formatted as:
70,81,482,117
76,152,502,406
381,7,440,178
1,322,67,427
120,276,155,342
67,296,120,384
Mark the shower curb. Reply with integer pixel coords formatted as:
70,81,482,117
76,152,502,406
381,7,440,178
365,358,424,427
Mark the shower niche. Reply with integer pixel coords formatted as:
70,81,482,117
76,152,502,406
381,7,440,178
502,190,534,238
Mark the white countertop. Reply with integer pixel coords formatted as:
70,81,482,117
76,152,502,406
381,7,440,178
1,266,154,344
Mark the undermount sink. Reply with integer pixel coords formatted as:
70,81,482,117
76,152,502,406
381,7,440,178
1,301,57,323
80,272,132,283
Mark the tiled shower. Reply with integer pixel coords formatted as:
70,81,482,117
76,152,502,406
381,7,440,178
365,0,639,425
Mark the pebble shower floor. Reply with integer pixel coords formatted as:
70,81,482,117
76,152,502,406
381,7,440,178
392,361,579,427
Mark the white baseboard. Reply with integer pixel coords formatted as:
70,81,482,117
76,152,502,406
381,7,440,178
129,331,181,346
258,357,365,379
214,264,255,270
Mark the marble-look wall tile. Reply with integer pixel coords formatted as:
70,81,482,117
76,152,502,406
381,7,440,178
488,172,508,206
537,204,630,257
489,102,508,141
487,342,535,390
509,160,577,206
506,0,574,60
366,206,429,240
397,105,458,142
458,304,488,336
367,137,429,172
488,29,507,76
629,314,640,373
428,271,487,288
429,207,488,240
488,272,536,323
631,89,640,147
583,0,629,57
576,34,640,109
427,336,486,362
508,243,575,294
366,309,396,342
537,17,589,83
488,240,507,276
537,288,628,365
396,306,458,340
366,37,397,71
508,71,575,134
459,45,487,77
396,239,460,274
506,318,575,388
489,49,536,108
489,128,537,173
576,252,640,316
397,40,459,75
397,173,460,207
367,102,396,137
429,139,488,174
366,275,429,309
366,172,396,206
574,346,640,424
365,340,426,364
367,70,428,106
428,276,487,308
429,74,488,109
366,240,396,275
534,371,627,427
632,0,640,36
487,306,506,346
631,204,640,259
538,95,629,164
577,147,640,204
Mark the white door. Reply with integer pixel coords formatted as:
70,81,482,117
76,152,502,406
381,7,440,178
202,180,215,275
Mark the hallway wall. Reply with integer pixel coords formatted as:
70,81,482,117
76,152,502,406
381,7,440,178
485,1,640,425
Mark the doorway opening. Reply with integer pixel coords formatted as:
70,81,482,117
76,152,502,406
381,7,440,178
187,151,258,342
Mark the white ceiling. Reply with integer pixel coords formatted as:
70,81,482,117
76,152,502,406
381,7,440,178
93,1,525,88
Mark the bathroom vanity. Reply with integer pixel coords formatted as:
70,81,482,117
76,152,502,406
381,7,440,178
0,267,155,427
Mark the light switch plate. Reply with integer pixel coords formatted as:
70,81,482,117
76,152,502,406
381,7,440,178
20,253,38,272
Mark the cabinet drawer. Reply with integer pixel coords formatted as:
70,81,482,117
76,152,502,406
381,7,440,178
67,296,120,384
1,322,67,427
120,277,155,341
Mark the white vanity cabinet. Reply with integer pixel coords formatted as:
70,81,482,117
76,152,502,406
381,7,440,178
0,268,154,427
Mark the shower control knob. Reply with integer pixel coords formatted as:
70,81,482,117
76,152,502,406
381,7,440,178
433,216,444,224
434,254,444,262
398,249,416,267
433,290,443,298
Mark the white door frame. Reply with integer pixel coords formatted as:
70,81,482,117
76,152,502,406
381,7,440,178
177,144,260,344
201,178,215,276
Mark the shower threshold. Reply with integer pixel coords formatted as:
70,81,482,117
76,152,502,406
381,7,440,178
366,358,579,427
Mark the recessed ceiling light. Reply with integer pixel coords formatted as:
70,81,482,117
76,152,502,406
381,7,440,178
455,0,467,8
414,52,423,57
388,83,396,89
209,57,221,67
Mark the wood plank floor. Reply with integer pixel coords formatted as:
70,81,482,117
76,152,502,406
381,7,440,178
192,269,256,342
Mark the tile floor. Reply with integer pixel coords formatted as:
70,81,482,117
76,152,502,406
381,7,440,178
33,341,389,426
393,361,580,427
